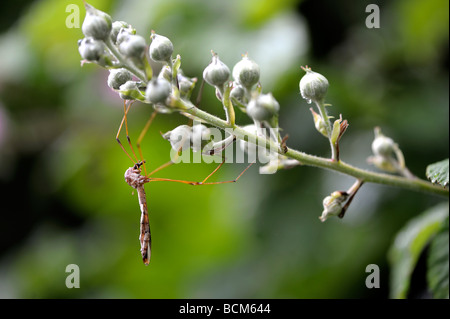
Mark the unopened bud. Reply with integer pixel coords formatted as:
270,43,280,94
372,127,395,157
319,191,348,222
299,66,329,103
246,93,280,122
119,34,146,60
191,124,212,152
111,21,131,44
82,2,112,41
230,84,245,103
78,37,104,61
145,77,172,104
119,81,141,100
116,27,135,45
149,32,174,63
239,124,275,164
232,54,260,89
203,52,230,88
177,72,197,98
162,125,192,152
107,68,133,90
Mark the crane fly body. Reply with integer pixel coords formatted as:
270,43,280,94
124,162,151,266
118,107,253,266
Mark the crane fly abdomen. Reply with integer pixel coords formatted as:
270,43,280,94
124,162,151,265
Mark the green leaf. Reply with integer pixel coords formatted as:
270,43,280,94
388,202,449,298
427,216,449,299
330,118,341,145
426,159,449,187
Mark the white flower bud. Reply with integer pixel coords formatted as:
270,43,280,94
110,21,130,44
246,93,280,122
177,72,197,98
191,124,211,152
82,2,112,41
319,191,348,222
162,125,192,152
116,27,134,45
107,68,133,90
299,66,329,103
232,55,260,89
119,81,140,100
78,37,104,61
372,127,396,157
203,52,230,88
239,124,275,164
119,34,146,60
230,84,245,103
149,32,174,63
145,78,171,104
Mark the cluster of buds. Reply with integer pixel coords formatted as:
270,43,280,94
78,2,198,113
202,52,279,123
202,51,283,156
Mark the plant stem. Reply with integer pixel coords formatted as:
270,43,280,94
104,37,147,82
180,101,449,198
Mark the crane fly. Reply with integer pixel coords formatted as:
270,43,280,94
116,100,253,266
124,161,151,265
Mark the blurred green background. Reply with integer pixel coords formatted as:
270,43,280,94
0,0,448,298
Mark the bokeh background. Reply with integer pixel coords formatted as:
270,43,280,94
0,0,448,298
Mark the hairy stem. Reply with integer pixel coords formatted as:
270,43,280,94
104,37,147,82
179,101,448,198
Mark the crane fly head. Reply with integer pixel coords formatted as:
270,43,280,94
124,161,149,188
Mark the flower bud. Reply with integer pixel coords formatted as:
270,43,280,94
149,32,174,63
319,191,348,222
203,52,230,88
246,93,280,122
145,77,171,104
162,125,192,152
107,68,133,90
232,55,260,89
78,37,104,61
116,27,135,45
230,84,245,103
371,127,395,157
119,81,141,100
191,124,211,152
239,124,275,164
82,2,112,41
110,21,130,44
119,34,146,60
299,66,329,103
177,72,197,98
367,155,397,173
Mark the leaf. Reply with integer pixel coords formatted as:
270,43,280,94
330,118,341,145
427,216,449,299
426,159,449,187
388,202,449,298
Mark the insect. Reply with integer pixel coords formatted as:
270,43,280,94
116,100,252,265
124,161,151,265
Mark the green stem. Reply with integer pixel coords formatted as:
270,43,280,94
179,101,448,198
104,37,147,82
